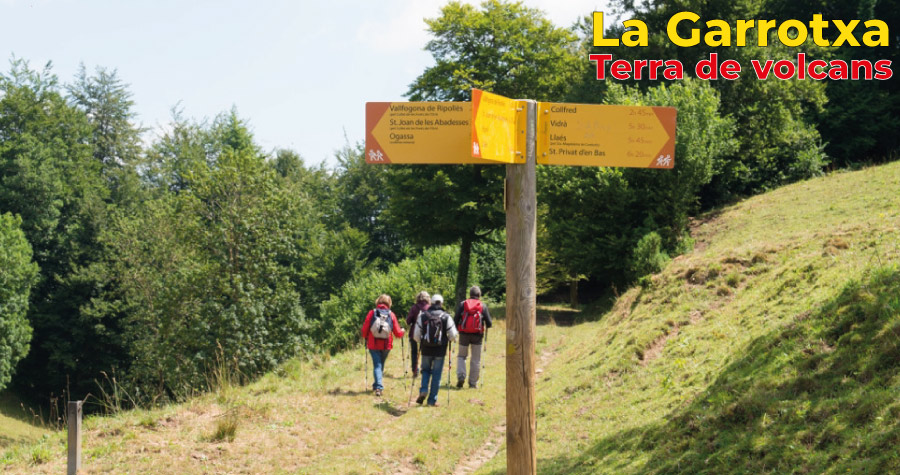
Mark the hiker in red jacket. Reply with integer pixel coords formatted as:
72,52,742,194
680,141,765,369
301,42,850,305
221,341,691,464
406,291,431,378
361,294,405,397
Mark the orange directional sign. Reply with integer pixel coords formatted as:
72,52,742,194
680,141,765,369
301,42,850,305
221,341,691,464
366,102,485,164
471,89,526,164
537,102,677,168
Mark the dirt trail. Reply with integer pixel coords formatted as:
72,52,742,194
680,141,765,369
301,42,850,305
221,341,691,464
451,345,559,474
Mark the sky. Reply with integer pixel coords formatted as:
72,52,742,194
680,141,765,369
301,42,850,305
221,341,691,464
0,0,608,167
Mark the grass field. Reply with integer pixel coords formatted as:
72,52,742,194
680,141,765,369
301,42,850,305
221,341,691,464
2,161,898,473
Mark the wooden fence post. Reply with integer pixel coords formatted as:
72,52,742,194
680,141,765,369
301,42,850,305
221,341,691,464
67,400,82,475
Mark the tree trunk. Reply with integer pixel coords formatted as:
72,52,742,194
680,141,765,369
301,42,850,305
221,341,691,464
569,278,578,309
455,234,474,305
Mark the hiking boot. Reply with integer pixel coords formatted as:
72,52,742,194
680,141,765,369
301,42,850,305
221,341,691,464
375,388,383,397
469,383,478,388
456,379,464,388
428,401,440,407
416,393,426,405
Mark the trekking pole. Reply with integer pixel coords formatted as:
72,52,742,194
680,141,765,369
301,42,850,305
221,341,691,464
364,339,368,392
447,341,452,407
407,344,420,410
480,327,487,389
402,333,407,378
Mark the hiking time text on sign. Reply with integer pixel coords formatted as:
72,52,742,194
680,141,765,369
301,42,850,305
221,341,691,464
537,102,677,168
471,89,527,164
365,102,484,164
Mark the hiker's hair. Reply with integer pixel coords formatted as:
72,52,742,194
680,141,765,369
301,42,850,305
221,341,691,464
375,294,392,308
469,286,482,298
416,291,431,304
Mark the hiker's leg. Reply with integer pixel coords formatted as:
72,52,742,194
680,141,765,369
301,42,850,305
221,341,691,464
457,341,469,382
410,336,419,375
428,356,445,405
469,343,482,387
420,355,434,395
370,350,385,391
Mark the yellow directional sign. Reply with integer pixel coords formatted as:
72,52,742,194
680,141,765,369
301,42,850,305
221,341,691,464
537,102,677,168
471,89,527,164
366,102,486,164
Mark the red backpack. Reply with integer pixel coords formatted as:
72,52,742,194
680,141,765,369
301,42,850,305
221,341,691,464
459,299,484,334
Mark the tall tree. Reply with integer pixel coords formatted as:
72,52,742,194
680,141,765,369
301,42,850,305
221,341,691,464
66,64,145,205
395,0,580,302
0,58,115,399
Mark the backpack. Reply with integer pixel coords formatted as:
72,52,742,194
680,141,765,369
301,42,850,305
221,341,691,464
420,310,445,347
459,299,484,334
370,308,392,339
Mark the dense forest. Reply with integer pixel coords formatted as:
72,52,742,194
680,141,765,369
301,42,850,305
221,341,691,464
1,0,897,411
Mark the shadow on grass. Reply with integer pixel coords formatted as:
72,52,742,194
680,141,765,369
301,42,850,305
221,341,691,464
374,401,407,417
535,266,900,474
326,388,371,397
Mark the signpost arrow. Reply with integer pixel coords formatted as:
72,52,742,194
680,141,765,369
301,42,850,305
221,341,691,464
366,102,486,164
537,102,677,168
471,89,527,163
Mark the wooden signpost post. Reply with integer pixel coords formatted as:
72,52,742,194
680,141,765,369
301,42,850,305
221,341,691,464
366,90,676,474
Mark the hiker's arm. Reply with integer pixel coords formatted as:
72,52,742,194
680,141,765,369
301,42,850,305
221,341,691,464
445,314,459,342
391,312,405,338
406,306,418,327
361,311,372,339
482,304,492,328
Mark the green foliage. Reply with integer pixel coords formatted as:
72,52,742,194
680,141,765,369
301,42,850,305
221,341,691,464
94,113,345,401
318,246,469,352
472,234,506,300
407,0,579,102
630,231,668,280
66,64,146,206
333,143,409,267
763,0,900,165
0,58,118,397
385,164,504,303
0,213,38,391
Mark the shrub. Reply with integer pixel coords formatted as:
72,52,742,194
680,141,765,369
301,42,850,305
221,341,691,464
631,231,669,279
319,246,474,352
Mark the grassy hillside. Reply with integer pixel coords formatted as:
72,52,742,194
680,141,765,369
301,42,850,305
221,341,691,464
0,392,50,450
480,161,900,474
1,161,898,474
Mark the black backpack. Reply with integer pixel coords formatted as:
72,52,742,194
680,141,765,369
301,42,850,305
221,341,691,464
420,310,445,347
370,308,392,339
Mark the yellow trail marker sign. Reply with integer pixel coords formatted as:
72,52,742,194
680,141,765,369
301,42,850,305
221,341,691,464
537,102,677,168
471,89,527,164
366,102,486,164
